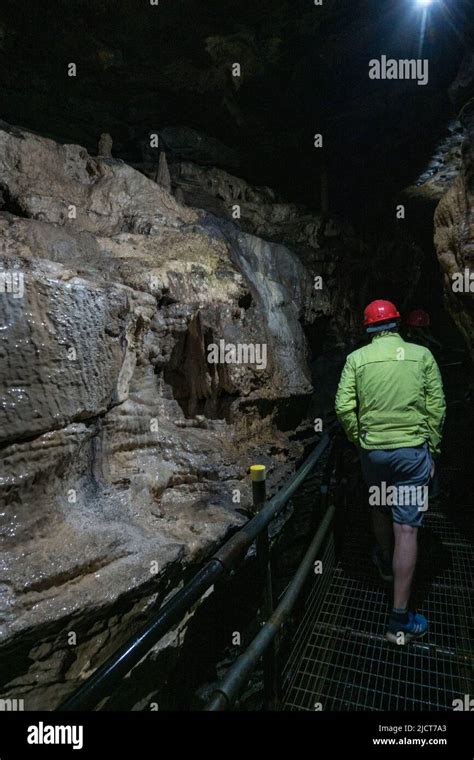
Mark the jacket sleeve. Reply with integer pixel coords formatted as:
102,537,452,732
424,351,446,458
335,356,359,445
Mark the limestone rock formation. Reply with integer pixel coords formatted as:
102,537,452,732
406,121,464,202
0,122,326,708
434,58,474,359
97,132,113,158
156,151,171,191
167,159,426,344
158,126,239,170
169,160,335,251
0,120,196,235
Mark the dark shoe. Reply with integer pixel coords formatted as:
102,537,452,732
371,545,393,582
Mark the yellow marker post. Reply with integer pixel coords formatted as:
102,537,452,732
250,464,266,480
250,464,266,512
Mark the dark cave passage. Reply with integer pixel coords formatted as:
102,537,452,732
0,0,473,731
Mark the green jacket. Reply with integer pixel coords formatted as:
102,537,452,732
335,332,446,456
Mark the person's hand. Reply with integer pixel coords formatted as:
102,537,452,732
430,460,435,479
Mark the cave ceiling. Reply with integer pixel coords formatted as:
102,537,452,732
0,0,472,216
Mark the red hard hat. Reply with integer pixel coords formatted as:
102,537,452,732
363,300,401,326
406,309,430,327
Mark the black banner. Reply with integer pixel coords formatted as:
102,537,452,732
0,711,472,758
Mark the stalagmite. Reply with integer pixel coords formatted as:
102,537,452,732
157,150,172,191
97,132,113,157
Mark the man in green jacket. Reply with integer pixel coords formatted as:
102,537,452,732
335,300,446,644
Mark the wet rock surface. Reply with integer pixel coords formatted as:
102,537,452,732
406,121,464,202
434,55,474,359
0,122,328,707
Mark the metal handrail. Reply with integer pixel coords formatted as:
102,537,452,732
57,422,338,711
204,503,336,710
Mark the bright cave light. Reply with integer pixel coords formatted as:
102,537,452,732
417,0,434,6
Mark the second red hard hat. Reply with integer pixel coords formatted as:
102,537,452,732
406,309,430,327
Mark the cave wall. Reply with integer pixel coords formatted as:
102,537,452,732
434,54,474,359
0,122,334,708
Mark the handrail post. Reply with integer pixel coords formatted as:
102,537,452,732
251,465,278,710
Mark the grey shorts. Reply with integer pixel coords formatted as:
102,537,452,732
359,443,433,527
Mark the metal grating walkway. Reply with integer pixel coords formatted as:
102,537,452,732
281,499,474,711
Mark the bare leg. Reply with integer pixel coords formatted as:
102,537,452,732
371,509,393,563
393,523,418,610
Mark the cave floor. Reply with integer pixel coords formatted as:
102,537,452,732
281,497,473,711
